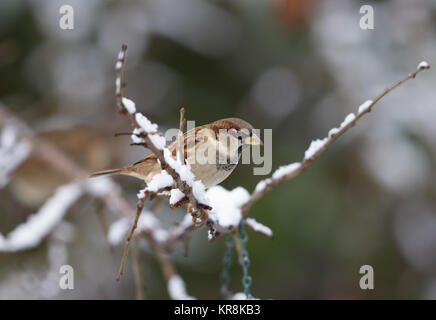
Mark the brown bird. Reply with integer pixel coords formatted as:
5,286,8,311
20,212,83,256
90,118,262,188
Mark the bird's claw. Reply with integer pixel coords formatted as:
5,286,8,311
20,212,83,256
191,207,208,226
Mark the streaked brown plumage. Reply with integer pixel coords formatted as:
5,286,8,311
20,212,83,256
90,118,262,188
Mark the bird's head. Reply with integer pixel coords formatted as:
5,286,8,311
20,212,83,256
209,118,263,152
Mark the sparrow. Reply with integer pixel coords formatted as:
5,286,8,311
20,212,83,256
90,118,262,188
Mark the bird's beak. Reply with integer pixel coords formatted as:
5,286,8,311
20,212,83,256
244,134,263,146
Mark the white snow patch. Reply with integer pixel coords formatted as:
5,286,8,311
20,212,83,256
131,128,145,144
169,188,185,205
148,133,166,150
254,179,270,193
232,292,249,300
324,112,357,142
245,218,273,238
163,149,195,184
168,275,195,300
135,113,158,133
115,77,121,95
328,127,340,138
358,100,373,114
207,186,250,230
254,162,301,193
141,170,174,195
0,125,32,187
192,180,209,204
272,162,301,180
117,49,125,60
304,137,328,160
326,111,359,140
340,113,356,128
417,61,430,70
122,97,136,114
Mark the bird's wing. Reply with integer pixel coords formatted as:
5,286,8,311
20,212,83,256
134,125,208,165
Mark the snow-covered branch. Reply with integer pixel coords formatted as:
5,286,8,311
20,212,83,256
0,106,196,298
0,123,31,188
114,44,215,281
193,61,430,242
245,218,273,239
2,54,428,300
115,45,210,218
0,182,82,252
240,61,431,215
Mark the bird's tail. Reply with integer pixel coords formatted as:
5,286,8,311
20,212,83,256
89,168,123,178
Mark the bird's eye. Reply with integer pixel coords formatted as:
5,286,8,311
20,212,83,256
238,135,243,141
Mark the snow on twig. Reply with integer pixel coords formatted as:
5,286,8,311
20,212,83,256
0,183,82,252
0,124,31,188
170,188,186,205
254,162,301,193
245,218,273,239
417,61,430,70
138,171,174,196
0,177,117,252
122,97,136,114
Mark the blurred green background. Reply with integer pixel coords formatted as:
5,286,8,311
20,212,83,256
1,0,436,299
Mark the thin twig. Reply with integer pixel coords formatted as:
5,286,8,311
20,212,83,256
116,195,146,281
